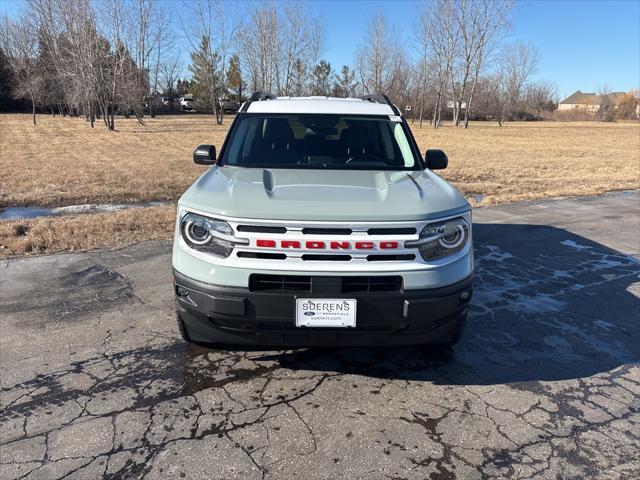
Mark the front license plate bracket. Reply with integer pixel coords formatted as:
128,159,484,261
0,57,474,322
295,298,357,328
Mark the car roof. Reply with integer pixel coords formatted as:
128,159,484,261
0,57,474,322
244,96,396,115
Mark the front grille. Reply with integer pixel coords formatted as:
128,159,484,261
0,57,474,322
342,276,403,293
230,219,428,269
249,274,402,293
250,274,312,292
302,254,352,261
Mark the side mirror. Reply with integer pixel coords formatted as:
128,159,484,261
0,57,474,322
193,144,216,165
425,149,448,170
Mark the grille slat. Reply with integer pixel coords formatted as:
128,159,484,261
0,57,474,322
302,227,353,235
249,274,402,293
250,274,312,292
302,254,352,261
368,227,416,235
342,276,402,293
237,225,287,234
367,254,415,261
237,252,286,260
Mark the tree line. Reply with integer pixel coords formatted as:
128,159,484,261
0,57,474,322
0,0,559,129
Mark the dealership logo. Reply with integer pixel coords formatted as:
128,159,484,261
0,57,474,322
255,239,399,250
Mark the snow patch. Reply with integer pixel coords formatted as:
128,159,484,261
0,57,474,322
561,239,592,251
480,245,514,262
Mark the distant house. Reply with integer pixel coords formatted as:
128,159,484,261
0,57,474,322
557,90,626,113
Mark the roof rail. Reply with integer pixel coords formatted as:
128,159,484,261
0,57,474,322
249,91,276,102
240,91,276,112
360,93,401,115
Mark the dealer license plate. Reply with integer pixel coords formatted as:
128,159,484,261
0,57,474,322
295,299,357,328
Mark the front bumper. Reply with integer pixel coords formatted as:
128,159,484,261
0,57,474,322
174,269,473,347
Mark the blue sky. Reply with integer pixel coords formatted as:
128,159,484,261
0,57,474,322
316,0,640,98
2,0,638,99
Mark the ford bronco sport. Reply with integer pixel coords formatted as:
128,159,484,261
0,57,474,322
172,93,473,347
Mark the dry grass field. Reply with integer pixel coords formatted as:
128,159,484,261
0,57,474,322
1,113,638,256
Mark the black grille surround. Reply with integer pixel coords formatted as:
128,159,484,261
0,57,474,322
235,225,418,236
249,274,403,294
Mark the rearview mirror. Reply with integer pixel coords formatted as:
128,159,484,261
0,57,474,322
193,144,216,165
425,149,448,170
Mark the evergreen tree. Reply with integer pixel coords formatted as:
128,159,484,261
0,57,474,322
188,35,220,113
0,48,15,112
332,66,357,98
226,54,243,102
311,60,332,96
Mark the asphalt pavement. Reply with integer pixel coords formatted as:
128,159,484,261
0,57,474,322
1,191,639,479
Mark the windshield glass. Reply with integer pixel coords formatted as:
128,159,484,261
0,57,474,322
221,114,419,170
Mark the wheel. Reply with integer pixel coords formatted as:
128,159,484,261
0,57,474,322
175,310,192,343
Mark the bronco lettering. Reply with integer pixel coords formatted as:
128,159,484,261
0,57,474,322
255,239,400,250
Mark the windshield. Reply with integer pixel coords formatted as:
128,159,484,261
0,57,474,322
221,114,420,170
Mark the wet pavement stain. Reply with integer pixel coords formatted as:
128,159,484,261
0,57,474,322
1,196,640,479
2,263,138,324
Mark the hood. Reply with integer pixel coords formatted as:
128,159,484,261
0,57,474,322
179,166,469,222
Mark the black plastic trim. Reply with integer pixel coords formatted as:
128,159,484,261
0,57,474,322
239,91,277,113
173,268,473,346
237,225,287,234
360,93,401,115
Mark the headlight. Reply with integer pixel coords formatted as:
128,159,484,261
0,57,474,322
407,217,469,261
181,213,246,258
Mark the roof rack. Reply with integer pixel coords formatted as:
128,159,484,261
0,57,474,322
249,91,276,102
240,91,276,112
360,93,401,115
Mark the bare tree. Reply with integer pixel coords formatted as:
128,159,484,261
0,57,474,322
421,1,459,128
496,42,539,125
238,5,279,94
412,0,514,128
458,0,514,128
280,2,323,95
413,5,432,127
159,54,182,110
238,1,323,96
355,13,402,95
148,8,171,117
27,0,106,128
525,79,558,117
0,15,42,124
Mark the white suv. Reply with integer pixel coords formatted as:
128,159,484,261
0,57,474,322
179,95,195,110
172,93,473,347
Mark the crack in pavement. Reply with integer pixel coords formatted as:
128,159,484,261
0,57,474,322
1,212,639,479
